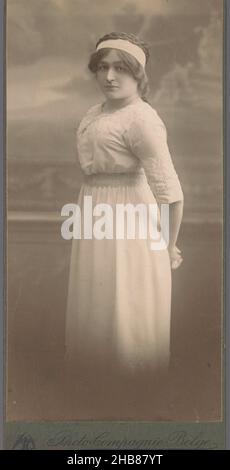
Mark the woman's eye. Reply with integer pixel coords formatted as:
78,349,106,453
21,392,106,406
97,64,107,71
97,64,126,73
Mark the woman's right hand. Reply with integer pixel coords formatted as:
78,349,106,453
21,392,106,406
168,245,183,270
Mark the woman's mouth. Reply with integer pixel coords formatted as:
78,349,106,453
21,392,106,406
104,85,119,90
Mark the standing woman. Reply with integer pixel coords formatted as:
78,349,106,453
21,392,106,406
64,32,184,416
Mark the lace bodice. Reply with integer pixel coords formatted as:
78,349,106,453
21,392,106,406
76,98,183,204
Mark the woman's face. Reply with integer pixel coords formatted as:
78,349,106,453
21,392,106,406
96,50,139,102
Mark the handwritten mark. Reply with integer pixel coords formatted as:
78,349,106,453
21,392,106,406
12,433,36,450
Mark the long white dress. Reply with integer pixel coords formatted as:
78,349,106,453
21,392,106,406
65,97,183,385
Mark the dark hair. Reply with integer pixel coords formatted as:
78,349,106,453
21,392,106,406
88,32,150,101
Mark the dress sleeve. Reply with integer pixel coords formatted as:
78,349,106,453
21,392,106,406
124,107,184,204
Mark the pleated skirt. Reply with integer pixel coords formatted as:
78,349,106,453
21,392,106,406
65,171,171,387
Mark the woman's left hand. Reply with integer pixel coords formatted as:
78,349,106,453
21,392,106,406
168,245,183,270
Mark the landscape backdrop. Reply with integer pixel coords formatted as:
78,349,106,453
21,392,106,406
7,0,223,221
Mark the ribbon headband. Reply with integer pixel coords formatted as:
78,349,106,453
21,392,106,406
96,39,146,68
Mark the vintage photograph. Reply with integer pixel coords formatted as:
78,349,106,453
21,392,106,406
7,0,223,423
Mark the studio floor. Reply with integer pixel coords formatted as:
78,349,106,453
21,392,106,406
6,219,222,422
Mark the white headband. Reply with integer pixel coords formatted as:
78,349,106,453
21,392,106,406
96,39,146,68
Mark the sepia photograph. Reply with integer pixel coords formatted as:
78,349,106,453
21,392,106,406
6,0,223,435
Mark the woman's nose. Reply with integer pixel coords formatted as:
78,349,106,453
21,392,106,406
106,67,116,81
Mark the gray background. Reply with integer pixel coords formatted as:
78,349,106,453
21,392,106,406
1,0,228,448
224,0,229,450
0,0,5,451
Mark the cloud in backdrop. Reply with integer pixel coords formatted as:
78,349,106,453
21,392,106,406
7,0,220,66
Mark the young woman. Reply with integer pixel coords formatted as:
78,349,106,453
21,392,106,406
64,32,184,417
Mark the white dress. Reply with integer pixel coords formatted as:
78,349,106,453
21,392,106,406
65,98,183,383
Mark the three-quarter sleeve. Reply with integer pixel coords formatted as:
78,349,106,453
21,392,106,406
124,107,184,204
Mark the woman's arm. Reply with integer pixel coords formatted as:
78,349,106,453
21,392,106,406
168,200,184,269
125,106,184,269
168,199,184,250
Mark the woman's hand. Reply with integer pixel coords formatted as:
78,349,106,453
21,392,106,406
168,245,183,270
